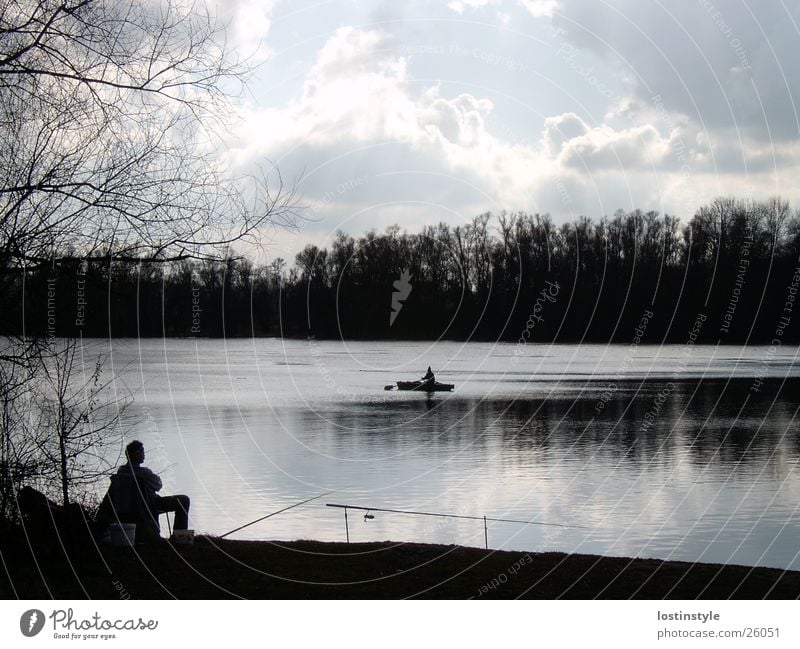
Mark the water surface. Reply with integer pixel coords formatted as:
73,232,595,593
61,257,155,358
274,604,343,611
94,339,800,570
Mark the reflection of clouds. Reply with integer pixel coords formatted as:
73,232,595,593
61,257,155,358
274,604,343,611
111,339,800,567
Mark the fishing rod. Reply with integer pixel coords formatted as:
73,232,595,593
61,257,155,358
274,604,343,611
326,503,588,529
220,489,339,539
326,502,588,549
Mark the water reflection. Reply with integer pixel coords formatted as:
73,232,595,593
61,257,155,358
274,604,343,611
299,378,798,476
249,378,800,569
111,337,800,570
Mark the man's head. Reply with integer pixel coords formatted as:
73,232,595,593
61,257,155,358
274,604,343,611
125,440,145,465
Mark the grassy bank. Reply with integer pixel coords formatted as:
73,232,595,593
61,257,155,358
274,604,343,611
2,536,799,599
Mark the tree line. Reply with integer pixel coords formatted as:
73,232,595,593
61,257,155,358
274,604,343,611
5,196,800,344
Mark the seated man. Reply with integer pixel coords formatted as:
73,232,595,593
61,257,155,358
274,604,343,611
421,366,435,383
97,440,190,543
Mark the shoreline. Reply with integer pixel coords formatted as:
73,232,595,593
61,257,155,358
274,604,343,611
3,537,799,599
33,335,800,345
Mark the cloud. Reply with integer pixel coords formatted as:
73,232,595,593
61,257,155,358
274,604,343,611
248,27,417,147
418,88,494,147
232,19,800,243
447,0,558,17
232,26,550,208
447,0,501,14
559,123,670,170
206,0,276,60
553,0,800,142
543,112,589,155
518,0,559,17
542,112,678,173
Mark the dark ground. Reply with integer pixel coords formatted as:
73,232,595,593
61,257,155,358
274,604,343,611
2,535,799,599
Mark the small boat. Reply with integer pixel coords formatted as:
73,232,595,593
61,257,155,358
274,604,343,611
387,380,455,392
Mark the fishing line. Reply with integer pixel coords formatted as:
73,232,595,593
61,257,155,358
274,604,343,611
326,503,589,529
219,489,340,539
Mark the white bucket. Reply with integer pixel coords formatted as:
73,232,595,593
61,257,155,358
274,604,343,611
172,529,195,545
107,523,136,547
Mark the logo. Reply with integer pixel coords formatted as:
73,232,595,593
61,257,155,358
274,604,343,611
390,269,413,326
20,609,45,637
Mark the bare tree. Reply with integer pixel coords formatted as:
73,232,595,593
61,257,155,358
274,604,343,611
0,0,298,515
0,340,42,520
34,338,130,507
0,0,298,269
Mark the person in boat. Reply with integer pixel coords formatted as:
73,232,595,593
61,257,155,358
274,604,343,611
421,366,435,385
97,440,190,543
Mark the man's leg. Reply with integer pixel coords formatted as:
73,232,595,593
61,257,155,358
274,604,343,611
153,495,190,530
133,493,160,543
135,515,161,543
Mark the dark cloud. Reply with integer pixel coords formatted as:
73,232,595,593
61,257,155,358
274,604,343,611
553,0,800,141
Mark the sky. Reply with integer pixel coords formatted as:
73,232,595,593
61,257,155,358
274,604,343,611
211,0,800,263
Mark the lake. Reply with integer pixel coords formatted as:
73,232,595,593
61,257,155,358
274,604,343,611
91,338,800,570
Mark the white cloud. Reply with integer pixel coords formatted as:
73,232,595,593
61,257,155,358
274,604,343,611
417,88,494,147
559,122,670,170
233,26,560,215
232,20,800,237
518,0,559,17
447,0,558,17
542,112,679,174
233,28,518,177
205,0,276,60
543,112,589,155
447,0,501,15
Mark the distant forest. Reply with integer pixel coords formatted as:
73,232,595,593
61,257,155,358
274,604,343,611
4,196,800,343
